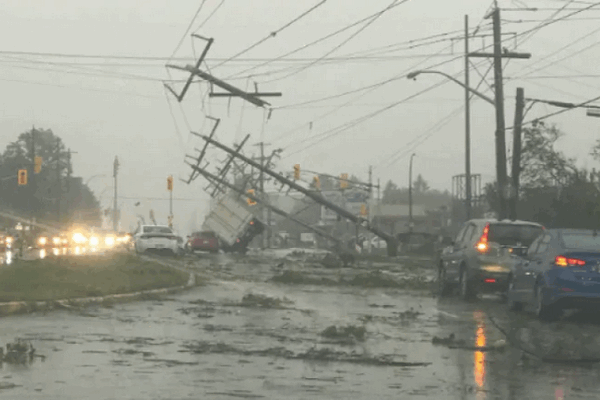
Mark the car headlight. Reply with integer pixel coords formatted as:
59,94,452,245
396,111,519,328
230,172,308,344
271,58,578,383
52,237,61,246
72,233,87,244
105,236,115,247
38,237,47,246
90,236,99,247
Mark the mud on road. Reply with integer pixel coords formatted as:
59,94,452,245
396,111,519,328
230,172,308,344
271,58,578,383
1,249,600,399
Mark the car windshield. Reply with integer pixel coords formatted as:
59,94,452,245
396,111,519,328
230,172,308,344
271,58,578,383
561,232,600,250
487,223,543,247
143,226,173,234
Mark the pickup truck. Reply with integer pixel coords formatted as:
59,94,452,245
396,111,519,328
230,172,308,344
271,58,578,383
201,192,265,254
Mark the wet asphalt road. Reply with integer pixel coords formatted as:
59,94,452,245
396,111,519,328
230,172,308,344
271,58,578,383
1,250,600,399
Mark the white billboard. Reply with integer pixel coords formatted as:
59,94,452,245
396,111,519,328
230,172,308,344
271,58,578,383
320,190,370,221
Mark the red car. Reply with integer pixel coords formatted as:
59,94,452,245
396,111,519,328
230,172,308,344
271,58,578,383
186,231,219,253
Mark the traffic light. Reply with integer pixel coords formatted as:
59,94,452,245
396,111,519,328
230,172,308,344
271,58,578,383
340,173,349,189
18,169,27,186
313,176,321,190
360,203,368,216
293,164,300,180
167,175,173,192
34,156,42,174
246,189,257,206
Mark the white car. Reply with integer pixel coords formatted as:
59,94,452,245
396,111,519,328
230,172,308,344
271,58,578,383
134,225,180,255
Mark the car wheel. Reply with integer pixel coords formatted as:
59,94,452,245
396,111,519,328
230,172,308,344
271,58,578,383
438,266,452,297
459,268,476,301
507,277,523,311
535,284,559,321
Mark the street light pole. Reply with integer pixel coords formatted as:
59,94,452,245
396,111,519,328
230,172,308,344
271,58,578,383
409,153,416,234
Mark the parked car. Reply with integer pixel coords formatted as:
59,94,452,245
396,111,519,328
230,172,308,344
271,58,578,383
186,231,219,253
507,228,600,320
133,225,180,255
438,219,544,300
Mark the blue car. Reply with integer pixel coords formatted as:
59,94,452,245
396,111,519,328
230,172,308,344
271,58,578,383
507,229,600,320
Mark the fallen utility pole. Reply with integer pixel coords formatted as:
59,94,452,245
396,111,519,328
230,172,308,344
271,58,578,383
208,135,252,196
187,117,220,184
165,35,280,108
193,133,399,256
186,162,345,250
167,64,276,108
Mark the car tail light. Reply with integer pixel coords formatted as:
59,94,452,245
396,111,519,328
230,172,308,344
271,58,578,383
475,224,490,253
484,278,496,283
555,255,586,267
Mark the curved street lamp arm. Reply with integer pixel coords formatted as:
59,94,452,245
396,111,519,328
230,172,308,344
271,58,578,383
407,70,495,106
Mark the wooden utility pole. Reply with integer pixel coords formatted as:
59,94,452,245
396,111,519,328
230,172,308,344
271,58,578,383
113,156,119,232
464,15,472,221
30,127,36,229
55,138,61,225
511,87,525,220
469,6,531,220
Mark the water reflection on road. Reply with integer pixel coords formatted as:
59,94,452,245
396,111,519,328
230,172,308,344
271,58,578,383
0,255,598,398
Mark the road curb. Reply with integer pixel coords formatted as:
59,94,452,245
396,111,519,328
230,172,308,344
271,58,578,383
0,272,199,318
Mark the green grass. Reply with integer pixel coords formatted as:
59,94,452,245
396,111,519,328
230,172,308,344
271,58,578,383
0,253,190,302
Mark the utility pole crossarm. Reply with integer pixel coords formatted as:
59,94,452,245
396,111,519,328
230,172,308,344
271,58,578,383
167,64,271,108
187,117,220,184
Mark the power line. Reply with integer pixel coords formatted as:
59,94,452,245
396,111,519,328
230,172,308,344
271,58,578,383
269,45,458,143
192,0,226,34
212,0,328,70
261,0,411,84
169,0,208,60
507,92,600,130
224,0,412,80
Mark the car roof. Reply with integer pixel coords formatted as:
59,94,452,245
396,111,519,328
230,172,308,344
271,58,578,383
467,219,544,227
142,225,171,229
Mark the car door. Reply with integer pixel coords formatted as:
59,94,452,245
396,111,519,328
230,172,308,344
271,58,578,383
522,234,553,299
512,235,542,292
443,223,472,281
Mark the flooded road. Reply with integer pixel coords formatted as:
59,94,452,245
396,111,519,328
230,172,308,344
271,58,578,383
1,250,600,399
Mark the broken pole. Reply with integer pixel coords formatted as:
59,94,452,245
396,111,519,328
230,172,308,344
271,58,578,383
193,133,399,256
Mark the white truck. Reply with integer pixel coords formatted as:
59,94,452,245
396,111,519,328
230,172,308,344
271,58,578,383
201,192,264,254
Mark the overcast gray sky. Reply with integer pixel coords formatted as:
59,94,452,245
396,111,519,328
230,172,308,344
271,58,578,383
0,0,598,233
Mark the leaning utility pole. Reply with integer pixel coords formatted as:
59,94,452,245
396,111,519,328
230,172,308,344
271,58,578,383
186,163,345,249
256,142,267,249
113,156,119,232
193,133,399,256
469,6,531,220
510,87,525,220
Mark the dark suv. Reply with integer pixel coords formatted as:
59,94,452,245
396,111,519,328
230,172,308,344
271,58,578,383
438,219,544,300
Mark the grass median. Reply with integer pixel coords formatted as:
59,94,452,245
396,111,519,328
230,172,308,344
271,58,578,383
0,253,190,302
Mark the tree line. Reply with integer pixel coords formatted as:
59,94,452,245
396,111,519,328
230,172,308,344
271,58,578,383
0,128,101,227
485,121,600,229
